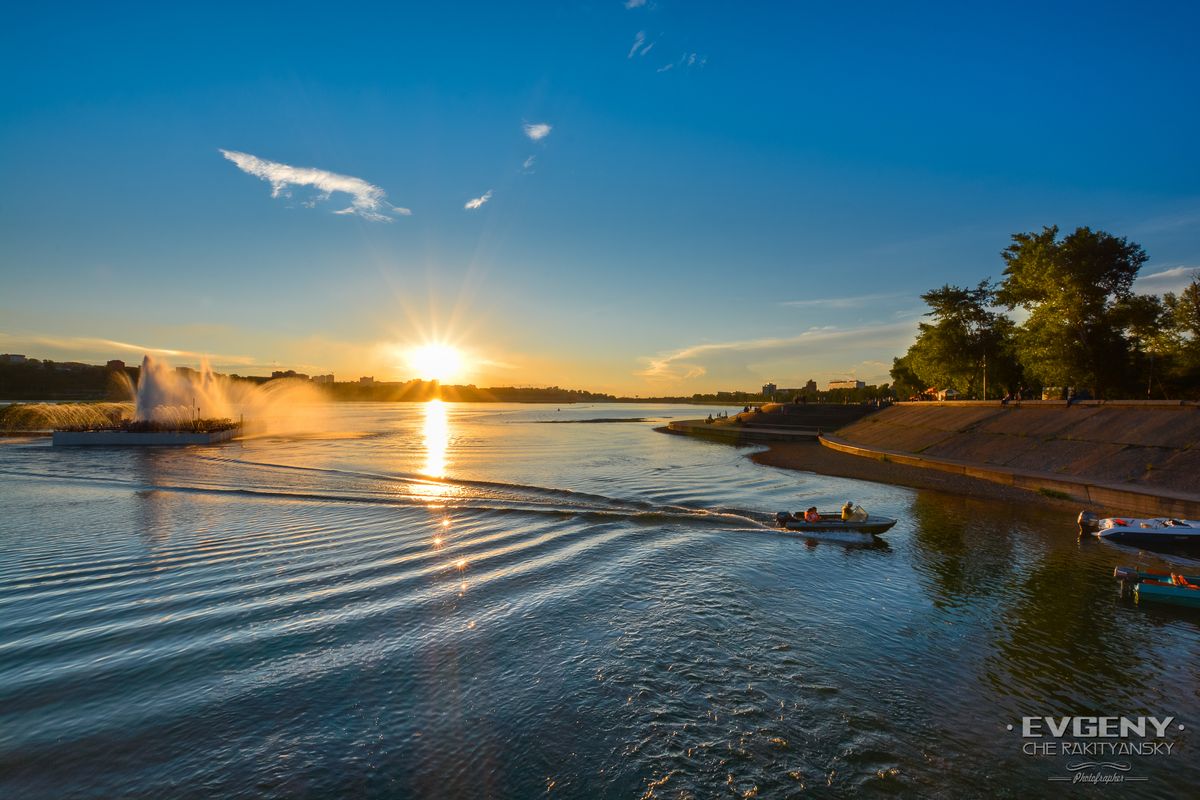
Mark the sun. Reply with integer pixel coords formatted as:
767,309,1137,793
406,343,465,383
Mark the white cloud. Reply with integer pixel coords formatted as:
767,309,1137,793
636,321,918,382
393,206,413,216
781,291,912,309
523,155,536,170
625,0,646,8
1134,265,1198,295
656,63,674,73
219,149,403,222
523,122,552,141
628,31,645,58
464,190,493,210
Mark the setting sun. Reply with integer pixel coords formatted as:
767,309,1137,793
406,344,465,383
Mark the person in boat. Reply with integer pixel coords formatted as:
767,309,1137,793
841,501,854,521
804,506,821,523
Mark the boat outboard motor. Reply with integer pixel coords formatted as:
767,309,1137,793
1112,565,1140,583
775,511,792,527
1078,511,1101,534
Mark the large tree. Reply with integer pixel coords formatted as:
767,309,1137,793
892,280,1020,398
996,226,1147,397
1111,293,1176,397
1163,276,1200,393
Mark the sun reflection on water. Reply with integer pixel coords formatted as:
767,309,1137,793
422,399,450,479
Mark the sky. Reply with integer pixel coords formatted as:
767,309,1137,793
2,1,1199,394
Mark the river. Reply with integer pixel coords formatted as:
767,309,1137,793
1,402,1196,798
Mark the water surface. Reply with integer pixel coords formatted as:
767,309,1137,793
1,403,1196,798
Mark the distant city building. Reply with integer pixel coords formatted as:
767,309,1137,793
804,379,817,393
1,354,27,364
359,376,375,385
828,379,865,390
106,359,126,371
762,382,809,400
271,369,310,381
311,374,335,385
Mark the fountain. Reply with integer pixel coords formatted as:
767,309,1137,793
48,355,323,446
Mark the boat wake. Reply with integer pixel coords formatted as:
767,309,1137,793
0,453,772,532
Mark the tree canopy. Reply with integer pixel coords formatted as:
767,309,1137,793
892,225,1200,400
895,280,1020,399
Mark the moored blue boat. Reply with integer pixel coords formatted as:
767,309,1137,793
1113,566,1200,608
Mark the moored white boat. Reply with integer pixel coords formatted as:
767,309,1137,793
1078,511,1200,547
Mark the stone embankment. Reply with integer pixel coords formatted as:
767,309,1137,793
825,401,1200,517
665,403,875,443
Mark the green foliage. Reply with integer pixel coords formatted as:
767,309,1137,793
1163,278,1200,389
997,226,1146,396
897,225,1200,400
889,354,923,399
891,280,1021,398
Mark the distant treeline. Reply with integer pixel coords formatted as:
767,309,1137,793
891,226,1200,400
0,358,898,405
0,361,137,401
328,381,618,404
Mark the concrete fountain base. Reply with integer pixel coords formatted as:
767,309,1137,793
52,428,239,446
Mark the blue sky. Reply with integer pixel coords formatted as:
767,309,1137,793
2,1,1198,393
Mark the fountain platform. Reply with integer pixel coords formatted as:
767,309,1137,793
52,419,241,446
52,428,239,446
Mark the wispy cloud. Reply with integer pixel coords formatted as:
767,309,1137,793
659,51,706,72
219,149,403,222
1134,265,1199,294
0,332,257,366
1129,209,1200,235
464,190,493,210
523,122,552,142
636,321,918,381
627,31,656,58
625,0,646,8
628,31,646,58
522,155,536,171
781,291,912,310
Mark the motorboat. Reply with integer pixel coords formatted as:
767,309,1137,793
1078,511,1200,547
774,510,896,536
1113,566,1200,608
